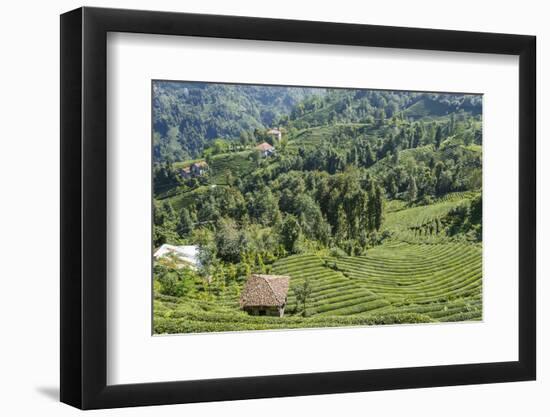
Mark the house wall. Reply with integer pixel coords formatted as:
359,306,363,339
244,306,282,317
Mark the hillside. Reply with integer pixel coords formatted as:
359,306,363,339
152,82,482,164
403,95,482,120
285,89,482,129
155,214,482,333
153,81,322,162
152,81,483,334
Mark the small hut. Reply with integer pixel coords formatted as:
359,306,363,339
255,142,275,157
190,161,209,176
240,274,290,317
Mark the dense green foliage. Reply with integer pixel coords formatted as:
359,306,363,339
153,82,481,163
153,81,321,162
152,82,483,333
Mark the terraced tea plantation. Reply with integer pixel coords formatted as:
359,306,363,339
277,242,481,321
152,83,484,334
154,239,482,334
383,195,477,244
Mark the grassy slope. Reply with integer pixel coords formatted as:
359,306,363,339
163,185,212,212
275,243,481,318
154,121,482,333
208,151,255,184
286,122,396,150
382,196,476,244
154,198,482,334
402,97,450,120
159,150,255,209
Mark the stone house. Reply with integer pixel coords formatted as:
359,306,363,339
240,274,290,317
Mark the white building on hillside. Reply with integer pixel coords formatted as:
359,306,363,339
267,128,282,142
153,244,200,269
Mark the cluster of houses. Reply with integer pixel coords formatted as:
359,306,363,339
159,129,293,315
178,129,282,179
255,126,282,158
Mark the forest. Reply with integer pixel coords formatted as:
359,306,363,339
152,81,483,333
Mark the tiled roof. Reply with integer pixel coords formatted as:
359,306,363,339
256,142,274,151
240,274,290,308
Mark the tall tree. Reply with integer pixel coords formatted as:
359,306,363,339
335,206,348,243
294,278,313,317
388,177,398,198
407,176,418,202
177,208,194,237
376,108,386,127
364,143,376,167
449,113,456,135
412,123,425,148
214,217,242,263
365,179,376,232
435,125,443,149
280,215,301,253
391,148,400,166
373,185,384,231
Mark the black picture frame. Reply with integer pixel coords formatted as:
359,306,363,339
60,6,536,410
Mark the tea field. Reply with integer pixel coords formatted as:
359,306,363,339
154,198,482,334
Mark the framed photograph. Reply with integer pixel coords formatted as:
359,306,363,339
60,6,536,409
